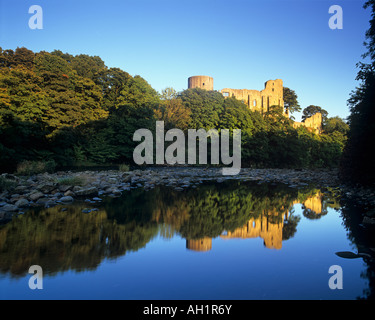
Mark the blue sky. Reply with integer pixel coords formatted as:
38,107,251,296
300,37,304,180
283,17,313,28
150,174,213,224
0,0,372,121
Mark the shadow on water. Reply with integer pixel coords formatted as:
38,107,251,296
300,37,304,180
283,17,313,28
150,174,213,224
339,197,375,300
0,180,374,298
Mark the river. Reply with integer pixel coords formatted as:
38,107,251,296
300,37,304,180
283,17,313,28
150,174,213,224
0,179,374,299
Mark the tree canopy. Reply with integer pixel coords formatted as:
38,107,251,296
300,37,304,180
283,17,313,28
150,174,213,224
340,0,375,185
0,47,348,172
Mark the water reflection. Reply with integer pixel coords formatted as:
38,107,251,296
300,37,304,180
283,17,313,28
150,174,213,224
0,181,334,278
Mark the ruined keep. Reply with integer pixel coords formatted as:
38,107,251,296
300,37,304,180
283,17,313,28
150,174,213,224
187,75,322,134
188,75,214,91
221,79,287,117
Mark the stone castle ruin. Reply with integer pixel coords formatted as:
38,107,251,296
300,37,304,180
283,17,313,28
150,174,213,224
187,75,322,134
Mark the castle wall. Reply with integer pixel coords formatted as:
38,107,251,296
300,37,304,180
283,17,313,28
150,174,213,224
220,212,285,249
220,79,285,115
293,112,322,134
187,76,322,134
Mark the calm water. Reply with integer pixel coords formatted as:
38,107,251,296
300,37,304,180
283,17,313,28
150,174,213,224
0,180,374,300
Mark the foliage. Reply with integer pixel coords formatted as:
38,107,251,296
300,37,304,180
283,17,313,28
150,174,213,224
178,88,224,129
57,176,86,186
119,164,130,172
0,46,349,172
340,0,375,185
0,176,17,192
16,160,56,176
283,87,301,115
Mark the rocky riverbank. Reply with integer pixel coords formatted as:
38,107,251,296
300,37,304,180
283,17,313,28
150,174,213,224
0,167,373,224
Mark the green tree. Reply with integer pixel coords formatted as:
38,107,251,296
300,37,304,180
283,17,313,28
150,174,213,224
283,87,301,116
95,67,132,110
178,88,224,129
115,75,160,108
340,0,375,185
154,98,191,131
323,116,349,135
160,87,178,100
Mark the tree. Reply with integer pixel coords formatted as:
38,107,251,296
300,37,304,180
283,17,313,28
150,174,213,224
323,116,349,135
340,0,375,185
95,67,132,111
115,75,160,108
263,105,293,131
160,87,178,100
283,87,301,116
178,88,224,129
154,98,191,131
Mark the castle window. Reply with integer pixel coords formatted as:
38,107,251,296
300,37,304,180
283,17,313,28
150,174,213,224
253,100,256,107
223,92,229,97
202,83,205,86
272,88,274,92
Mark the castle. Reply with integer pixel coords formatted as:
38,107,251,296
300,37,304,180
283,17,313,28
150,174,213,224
187,75,322,134
185,191,324,252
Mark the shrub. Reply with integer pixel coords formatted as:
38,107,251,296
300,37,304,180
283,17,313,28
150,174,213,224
0,176,17,192
16,160,56,176
119,164,130,172
57,176,86,186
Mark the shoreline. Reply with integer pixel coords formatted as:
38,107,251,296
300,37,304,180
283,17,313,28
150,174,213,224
0,167,374,224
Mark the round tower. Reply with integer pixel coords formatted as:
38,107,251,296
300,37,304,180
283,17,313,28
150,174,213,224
188,75,214,91
186,238,212,252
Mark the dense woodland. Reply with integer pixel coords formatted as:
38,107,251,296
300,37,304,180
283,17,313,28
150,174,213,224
0,46,350,174
340,0,375,186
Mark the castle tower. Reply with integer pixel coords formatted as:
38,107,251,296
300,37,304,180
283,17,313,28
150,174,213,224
188,75,214,91
186,238,212,252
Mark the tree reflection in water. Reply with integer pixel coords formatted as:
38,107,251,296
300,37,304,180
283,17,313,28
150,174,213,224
0,180,355,282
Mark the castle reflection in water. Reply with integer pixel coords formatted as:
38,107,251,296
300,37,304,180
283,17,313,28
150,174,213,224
186,192,324,251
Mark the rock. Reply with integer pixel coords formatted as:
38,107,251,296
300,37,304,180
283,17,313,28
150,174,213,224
59,185,72,193
363,216,375,226
37,183,56,193
72,185,82,192
1,204,18,212
75,187,98,197
60,196,74,203
365,209,375,218
36,198,50,206
15,198,29,208
0,211,12,222
0,202,7,207
122,175,132,182
1,173,17,180
108,178,117,184
29,191,44,201
64,190,75,197
92,197,102,201
14,185,29,193
44,200,57,208
82,208,91,213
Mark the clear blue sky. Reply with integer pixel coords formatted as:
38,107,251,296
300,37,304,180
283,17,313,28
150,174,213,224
0,0,372,121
